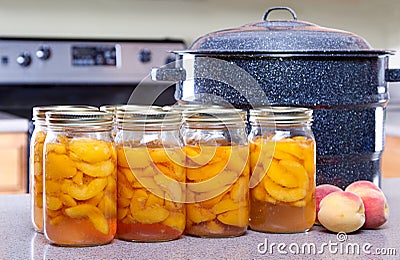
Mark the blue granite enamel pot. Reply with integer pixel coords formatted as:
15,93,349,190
151,7,400,188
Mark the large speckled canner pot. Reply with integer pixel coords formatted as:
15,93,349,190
151,7,400,188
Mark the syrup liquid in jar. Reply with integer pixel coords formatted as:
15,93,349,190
115,107,186,242
43,111,116,246
248,107,316,233
29,105,98,233
182,108,250,237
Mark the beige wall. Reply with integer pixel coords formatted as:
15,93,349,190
0,0,399,65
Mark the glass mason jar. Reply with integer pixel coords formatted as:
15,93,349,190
30,105,98,233
115,108,186,242
43,111,116,246
248,107,316,233
182,108,250,237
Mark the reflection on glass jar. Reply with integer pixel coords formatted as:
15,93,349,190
43,111,116,246
115,108,186,242
182,108,249,238
248,107,316,233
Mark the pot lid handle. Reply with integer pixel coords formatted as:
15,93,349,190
263,6,297,22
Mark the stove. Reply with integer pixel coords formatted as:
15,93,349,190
0,37,185,119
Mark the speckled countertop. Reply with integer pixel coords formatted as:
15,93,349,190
1,179,399,260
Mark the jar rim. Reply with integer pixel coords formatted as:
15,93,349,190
249,106,313,125
116,109,182,128
32,105,98,121
45,111,113,128
183,108,247,126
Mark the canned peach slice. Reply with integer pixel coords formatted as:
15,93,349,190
200,190,229,209
165,194,183,211
117,148,150,168
84,191,104,206
290,191,313,207
217,208,248,228
47,208,62,218
98,195,117,218
154,162,185,181
272,149,301,162
184,145,214,165
36,131,46,143
229,176,248,202
206,221,225,234
64,178,107,200
118,167,135,184
117,208,128,220
186,160,225,182
75,160,114,178
118,197,131,208
211,198,240,215
149,148,185,165
162,212,185,231
264,177,306,202
274,141,304,160
118,182,134,199
33,162,42,176
153,174,183,202
267,159,301,188
145,193,164,208
188,170,239,193
131,205,170,224
46,143,67,154
45,180,62,194
46,196,63,211
65,204,109,235
279,160,309,189
69,138,111,163
187,204,216,224
60,194,77,207
72,171,83,185
46,153,77,179
105,175,117,193
251,184,267,202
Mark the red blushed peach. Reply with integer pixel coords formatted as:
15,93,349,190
345,181,389,229
315,184,343,224
318,191,365,233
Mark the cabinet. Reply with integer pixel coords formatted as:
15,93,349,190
0,133,28,194
382,135,400,178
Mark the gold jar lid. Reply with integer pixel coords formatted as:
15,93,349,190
183,107,246,127
45,111,113,128
116,109,182,129
100,104,162,115
249,106,313,125
32,105,98,121
162,103,226,112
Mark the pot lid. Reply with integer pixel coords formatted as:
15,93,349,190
180,7,391,55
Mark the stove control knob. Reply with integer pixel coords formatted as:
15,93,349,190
138,49,152,63
36,46,51,60
16,52,32,67
165,56,176,65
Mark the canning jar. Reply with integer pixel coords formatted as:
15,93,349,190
182,108,249,237
43,111,116,246
115,109,186,242
30,105,98,233
248,107,316,233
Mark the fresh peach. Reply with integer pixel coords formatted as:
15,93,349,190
315,184,343,224
345,181,389,229
318,191,365,233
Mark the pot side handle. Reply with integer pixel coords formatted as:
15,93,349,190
150,67,186,82
386,69,400,82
